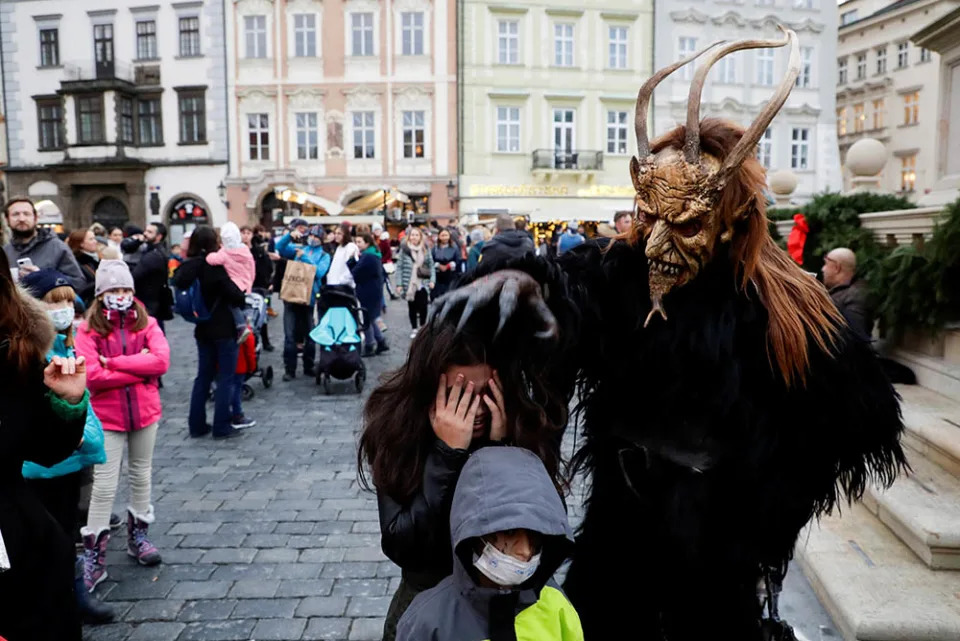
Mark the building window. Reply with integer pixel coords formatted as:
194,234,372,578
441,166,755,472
856,53,866,80
678,37,697,80
790,127,809,170
248,113,269,160
119,96,135,144
402,110,425,159
840,9,859,26
903,92,919,125
77,95,104,144
136,20,157,60
758,127,773,168
853,103,865,133
919,47,931,63
900,154,916,191
352,111,375,159
178,89,206,143
756,49,774,86
796,47,812,87
608,26,627,69
138,97,162,145
496,106,520,153
876,47,887,74
351,13,374,56
497,20,519,65
295,112,319,160
36,98,63,150
837,107,847,136
606,110,628,155
244,15,267,58
293,14,316,57
179,17,200,57
838,58,848,84
554,23,574,67
401,12,424,56
793,0,814,8
717,55,736,84
897,42,909,69
39,28,59,67
872,99,884,129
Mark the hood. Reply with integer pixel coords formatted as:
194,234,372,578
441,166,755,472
220,222,243,250
11,227,55,252
12,284,57,357
486,230,528,250
450,447,572,599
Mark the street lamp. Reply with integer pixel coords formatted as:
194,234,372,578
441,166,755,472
446,179,458,208
217,181,227,206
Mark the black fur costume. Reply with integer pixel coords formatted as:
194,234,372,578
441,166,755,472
459,239,905,640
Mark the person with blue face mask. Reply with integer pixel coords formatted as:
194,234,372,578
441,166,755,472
396,447,583,641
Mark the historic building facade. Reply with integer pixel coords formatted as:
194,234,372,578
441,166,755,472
0,0,229,242
457,0,654,227
836,0,960,201
653,0,841,203
223,0,458,228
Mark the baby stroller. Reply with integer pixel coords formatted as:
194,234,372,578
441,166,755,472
309,285,366,394
239,292,274,400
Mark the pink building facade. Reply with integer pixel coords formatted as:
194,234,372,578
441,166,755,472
224,0,457,228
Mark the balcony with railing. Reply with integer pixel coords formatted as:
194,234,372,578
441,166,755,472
531,149,603,180
60,60,136,92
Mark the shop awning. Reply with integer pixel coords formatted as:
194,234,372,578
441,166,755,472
342,190,410,215
283,214,385,226
275,187,344,215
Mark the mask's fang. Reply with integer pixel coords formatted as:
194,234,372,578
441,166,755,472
644,297,668,328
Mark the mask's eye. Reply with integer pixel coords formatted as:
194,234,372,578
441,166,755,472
674,220,702,238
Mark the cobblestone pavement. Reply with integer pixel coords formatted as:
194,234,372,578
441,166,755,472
84,296,835,641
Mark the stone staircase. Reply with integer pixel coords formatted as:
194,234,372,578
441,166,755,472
796,338,960,641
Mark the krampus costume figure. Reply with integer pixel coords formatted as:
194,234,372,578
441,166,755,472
434,28,906,641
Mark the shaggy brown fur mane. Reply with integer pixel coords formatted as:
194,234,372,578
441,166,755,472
622,118,844,386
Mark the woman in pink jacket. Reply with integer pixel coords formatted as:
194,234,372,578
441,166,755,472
74,260,170,594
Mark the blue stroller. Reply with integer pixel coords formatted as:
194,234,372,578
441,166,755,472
309,285,366,394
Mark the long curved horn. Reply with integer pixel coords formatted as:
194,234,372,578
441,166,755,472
635,41,728,160
718,27,801,179
684,26,796,165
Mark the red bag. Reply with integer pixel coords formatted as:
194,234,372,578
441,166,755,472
786,213,808,266
235,328,257,375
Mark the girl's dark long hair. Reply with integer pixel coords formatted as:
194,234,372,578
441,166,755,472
188,225,219,257
0,250,47,373
358,317,568,503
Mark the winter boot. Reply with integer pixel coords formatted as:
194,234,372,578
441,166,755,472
126,506,162,566
362,344,376,358
80,526,110,593
375,341,390,355
75,556,114,624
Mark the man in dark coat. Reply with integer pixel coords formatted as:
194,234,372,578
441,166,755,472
822,247,873,339
128,223,172,330
3,197,85,291
479,214,534,266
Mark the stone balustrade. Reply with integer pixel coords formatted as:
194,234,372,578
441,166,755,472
772,205,947,246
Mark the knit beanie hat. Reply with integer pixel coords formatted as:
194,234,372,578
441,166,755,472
220,222,243,249
95,260,135,297
22,269,72,300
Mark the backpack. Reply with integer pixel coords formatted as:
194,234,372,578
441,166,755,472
174,279,213,324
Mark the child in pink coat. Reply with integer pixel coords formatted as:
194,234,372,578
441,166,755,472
74,260,171,593
206,222,255,341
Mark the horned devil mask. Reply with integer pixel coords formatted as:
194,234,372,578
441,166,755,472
631,27,801,327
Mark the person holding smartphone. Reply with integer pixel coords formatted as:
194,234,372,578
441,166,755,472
3,197,85,291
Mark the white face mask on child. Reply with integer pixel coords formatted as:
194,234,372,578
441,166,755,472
104,293,133,312
47,307,75,331
472,541,541,586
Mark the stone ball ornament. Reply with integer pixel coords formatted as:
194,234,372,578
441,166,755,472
846,138,887,177
768,169,799,196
